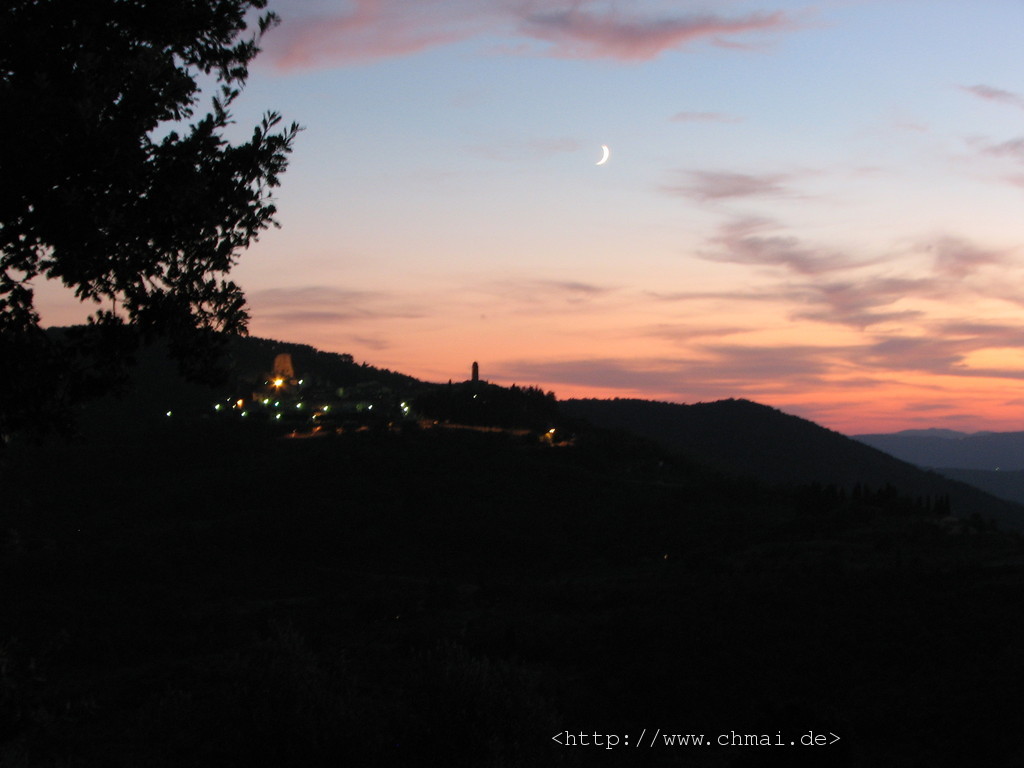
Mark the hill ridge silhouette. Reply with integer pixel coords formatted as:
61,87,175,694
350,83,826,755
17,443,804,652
561,397,1024,531
57,329,1024,530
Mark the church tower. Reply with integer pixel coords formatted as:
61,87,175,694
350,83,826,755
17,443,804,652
471,361,479,383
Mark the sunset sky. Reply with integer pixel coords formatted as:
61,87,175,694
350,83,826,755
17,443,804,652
40,0,1024,434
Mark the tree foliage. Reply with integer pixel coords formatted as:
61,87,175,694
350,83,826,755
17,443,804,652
0,0,299,440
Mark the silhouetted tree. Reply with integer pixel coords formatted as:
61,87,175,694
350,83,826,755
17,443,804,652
0,0,299,442
414,382,559,431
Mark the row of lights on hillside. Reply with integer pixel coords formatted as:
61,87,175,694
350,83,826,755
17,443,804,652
190,396,410,420
204,396,338,418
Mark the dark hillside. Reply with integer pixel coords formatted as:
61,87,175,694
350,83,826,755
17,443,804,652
937,468,1024,506
561,398,1024,531
49,330,432,434
41,331,1024,532
4,421,1024,766
221,335,422,392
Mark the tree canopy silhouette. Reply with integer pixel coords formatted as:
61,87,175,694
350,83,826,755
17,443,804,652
0,0,299,441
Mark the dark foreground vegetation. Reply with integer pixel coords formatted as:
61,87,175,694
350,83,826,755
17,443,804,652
3,418,1024,767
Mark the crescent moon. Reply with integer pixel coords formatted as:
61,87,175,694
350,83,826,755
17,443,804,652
596,145,610,166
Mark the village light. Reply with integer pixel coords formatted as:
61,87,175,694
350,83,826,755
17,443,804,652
273,378,284,388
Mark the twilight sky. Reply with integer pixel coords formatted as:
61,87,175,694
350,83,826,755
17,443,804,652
41,0,1024,434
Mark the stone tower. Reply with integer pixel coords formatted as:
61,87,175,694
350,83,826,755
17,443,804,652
272,353,296,381
471,361,479,382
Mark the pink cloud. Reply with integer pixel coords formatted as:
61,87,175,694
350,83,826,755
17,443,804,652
983,137,1024,162
791,277,927,329
863,335,990,377
249,285,429,321
520,8,789,60
473,278,617,310
493,323,1024,408
264,0,496,69
682,223,1012,331
960,84,1024,110
703,218,862,274
263,1,793,68
492,348,835,400
927,236,1004,279
664,171,790,200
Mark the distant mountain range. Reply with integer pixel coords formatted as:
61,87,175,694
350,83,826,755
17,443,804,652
853,429,1024,507
853,429,1024,471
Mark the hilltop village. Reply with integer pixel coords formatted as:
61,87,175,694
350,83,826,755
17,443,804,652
213,352,410,430
209,352,566,443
